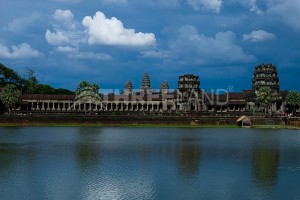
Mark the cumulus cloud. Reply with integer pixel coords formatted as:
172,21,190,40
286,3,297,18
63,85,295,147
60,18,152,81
141,50,171,59
249,0,264,15
226,0,264,15
4,12,42,33
82,11,156,46
45,9,112,60
227,0,300,28
45,30,70,45
68,51,112,60
45,9,85,47
187,0,223,13
56,45,78,53
56,45,111,61
169,25,255,65
54,9,76,29
267,0,300,31
243,30,276,42
0,43,42,59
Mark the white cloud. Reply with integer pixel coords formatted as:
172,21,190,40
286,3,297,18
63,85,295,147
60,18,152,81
45,30,70,45
187,0,223,13
267,0,300,31
141,50,171,59
54,9,76,29
0,43,42,59
45,10,85,47
228,0,300,29
82,11,156,46
226,0,264,15
249,0,264,15
68,51,112,60
243,30,276,42
45,9,111,60
56,45,78,53
56,46,112,61
169,25,255,65
102,0,127,5
4,12,42,33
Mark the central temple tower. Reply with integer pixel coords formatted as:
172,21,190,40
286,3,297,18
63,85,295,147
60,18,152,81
140,73,152,94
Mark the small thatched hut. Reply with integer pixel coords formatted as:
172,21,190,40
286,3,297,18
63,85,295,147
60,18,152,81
237,115,252,128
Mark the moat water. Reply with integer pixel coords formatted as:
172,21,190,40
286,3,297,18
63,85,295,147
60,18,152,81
1,127,300,200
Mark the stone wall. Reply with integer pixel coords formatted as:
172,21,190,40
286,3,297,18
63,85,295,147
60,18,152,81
0,114,287,126
0,115,237,125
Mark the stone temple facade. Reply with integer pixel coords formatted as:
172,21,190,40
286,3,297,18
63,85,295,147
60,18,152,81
19,64,293,115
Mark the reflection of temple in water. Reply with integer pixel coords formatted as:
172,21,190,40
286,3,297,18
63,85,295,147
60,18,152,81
176,138,201,179
75,128,102,170
252,142,280,189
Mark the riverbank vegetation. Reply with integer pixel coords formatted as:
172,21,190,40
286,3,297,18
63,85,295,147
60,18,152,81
0,63,74,114
1,63,74,95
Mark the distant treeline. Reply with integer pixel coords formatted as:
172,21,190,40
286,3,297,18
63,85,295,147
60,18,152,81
0,63,74,95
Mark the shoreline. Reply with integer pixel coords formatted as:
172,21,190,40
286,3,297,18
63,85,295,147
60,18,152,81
0,115,299,129
0,122,299,130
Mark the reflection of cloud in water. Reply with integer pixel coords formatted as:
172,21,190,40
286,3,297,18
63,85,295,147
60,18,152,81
82,168,156,200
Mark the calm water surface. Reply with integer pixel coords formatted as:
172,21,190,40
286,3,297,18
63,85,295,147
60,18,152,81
1,127,300,200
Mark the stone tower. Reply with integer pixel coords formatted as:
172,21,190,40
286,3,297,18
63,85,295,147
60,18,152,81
177,74,201,112
140,73,152,94
252,63,279,94
159,81,169,93
123,80,133,95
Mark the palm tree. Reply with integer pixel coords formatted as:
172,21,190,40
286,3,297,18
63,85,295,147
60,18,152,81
74,81,101,114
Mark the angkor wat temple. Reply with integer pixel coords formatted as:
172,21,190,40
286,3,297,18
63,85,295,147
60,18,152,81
19,63,292,115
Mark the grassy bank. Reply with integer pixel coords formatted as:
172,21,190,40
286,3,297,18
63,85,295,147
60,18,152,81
252,125,300,130
0,122,104,127
0,122,240,128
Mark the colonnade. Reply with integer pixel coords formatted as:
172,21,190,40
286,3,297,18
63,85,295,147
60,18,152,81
23,100,178,112
22,98,285,113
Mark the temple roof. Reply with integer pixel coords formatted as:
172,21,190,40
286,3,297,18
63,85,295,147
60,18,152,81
22,94,75,100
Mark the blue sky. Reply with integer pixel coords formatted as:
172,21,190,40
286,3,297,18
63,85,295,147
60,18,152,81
0,0,299,92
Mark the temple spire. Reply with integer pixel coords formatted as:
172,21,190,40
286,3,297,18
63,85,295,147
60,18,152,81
140,72,152,94
159,81,169,93
123,80,133,95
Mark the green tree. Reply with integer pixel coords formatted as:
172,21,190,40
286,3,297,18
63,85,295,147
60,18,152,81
0,63,23,87
34,84,56,94
0,84,21,115
54,88,75,95
23,68,38,94
256,86,276,114
286,90,300,116
75,81,101,113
